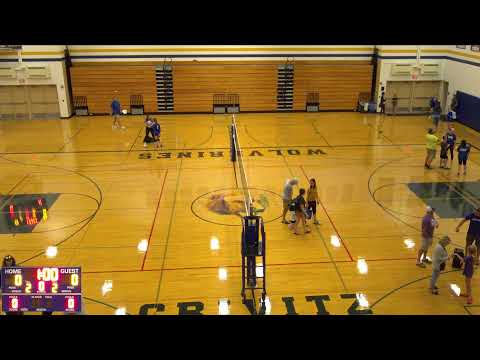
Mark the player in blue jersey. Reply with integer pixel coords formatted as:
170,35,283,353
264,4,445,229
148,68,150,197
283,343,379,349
457,140,471,175
111,97,125,129
152,118,161,149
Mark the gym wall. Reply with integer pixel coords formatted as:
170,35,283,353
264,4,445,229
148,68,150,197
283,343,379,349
0,45,72,118
67,46,375,113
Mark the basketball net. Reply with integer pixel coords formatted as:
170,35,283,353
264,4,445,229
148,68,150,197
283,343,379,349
410,66,421,81
411,67,420,81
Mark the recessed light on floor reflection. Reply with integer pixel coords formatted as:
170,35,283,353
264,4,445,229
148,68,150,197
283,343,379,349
357,258,368,274
330,235,341,248
102,280,113,296
450,284,461,297
137,239,149,252
262,296,271,315
46,246,58,258
218,298,230,315
218,267,228,281
115,307,127,315
356,293,369,308
210,236,220,250
404,239,415,249
256,264,263,278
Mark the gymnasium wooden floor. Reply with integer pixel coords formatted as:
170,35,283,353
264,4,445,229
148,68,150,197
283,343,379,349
1,111,480,315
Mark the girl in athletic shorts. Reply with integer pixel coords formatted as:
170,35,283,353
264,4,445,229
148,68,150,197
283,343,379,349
457,140,471,175
152,118,161,149
306,178,320,225
439,136,449,169
454,244,476,304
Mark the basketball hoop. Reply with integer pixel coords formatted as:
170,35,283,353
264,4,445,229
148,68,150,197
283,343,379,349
411,66,421,81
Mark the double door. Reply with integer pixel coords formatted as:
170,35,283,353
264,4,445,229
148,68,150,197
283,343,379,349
385,81,447,114
0,85,60,120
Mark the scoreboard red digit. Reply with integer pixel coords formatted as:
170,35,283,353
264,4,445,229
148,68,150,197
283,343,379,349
1,267,82,313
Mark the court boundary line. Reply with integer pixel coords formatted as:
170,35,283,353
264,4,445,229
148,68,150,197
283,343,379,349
369,268,462,310
311,119,333,148
141,169,169,271
56,128,83,153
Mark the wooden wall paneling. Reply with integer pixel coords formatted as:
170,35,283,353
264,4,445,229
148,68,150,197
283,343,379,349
70,65,157,113
293,64,373,110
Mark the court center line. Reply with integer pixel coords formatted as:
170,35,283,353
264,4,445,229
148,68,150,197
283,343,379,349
279,154,350,290
300,165,354,262
298,165,351,291
141,169,169,270
152,147,185,306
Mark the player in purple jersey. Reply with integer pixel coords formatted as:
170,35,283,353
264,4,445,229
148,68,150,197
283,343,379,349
152,118,161,149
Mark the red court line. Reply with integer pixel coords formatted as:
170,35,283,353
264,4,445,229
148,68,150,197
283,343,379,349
299,165,354,261
84,256,420,275
140,169,169,270
366,257,417,262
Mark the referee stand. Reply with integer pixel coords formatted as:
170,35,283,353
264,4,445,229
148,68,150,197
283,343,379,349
241,214,267,315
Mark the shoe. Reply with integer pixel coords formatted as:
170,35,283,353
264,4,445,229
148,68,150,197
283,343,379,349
431,289,439,295
416,262,426,268
305,230,311,234
144,142,147,148
457,172,460,175
281,220,289,224
314,220,320,225
467,298,473,305
422,258,432,264
434,286,439,290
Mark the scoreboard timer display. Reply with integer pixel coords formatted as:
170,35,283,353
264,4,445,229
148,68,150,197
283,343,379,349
1,267,82,313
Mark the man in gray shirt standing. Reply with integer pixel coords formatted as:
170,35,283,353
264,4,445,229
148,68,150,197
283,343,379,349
281,178,298,224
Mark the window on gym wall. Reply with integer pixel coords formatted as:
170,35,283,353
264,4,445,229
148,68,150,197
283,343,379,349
0,85,60,120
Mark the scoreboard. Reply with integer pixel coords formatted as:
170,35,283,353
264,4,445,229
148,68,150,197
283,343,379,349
1,267,82,313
